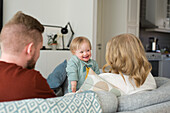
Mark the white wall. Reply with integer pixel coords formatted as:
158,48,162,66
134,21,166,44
3,0,95,52
3,0,67,25
67,0,94,42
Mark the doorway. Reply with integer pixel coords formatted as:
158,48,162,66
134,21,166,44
95,0,128,68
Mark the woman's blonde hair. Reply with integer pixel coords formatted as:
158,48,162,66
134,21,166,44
70,36,91,54
102,33,152,87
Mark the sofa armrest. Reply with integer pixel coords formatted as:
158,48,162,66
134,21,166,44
96,91,118,113
154,77,170,87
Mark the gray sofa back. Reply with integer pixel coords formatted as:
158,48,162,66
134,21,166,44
96,77,170,113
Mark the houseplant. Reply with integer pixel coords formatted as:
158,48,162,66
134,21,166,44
47,34,58,50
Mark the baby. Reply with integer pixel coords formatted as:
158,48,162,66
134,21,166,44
66,36,100,93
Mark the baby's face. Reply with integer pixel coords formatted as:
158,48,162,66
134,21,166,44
74,42,91,62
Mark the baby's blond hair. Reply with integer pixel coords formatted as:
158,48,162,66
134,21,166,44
70,36,91,54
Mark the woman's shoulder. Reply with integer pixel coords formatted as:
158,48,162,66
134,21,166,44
144,72,157,88
99,73,122,79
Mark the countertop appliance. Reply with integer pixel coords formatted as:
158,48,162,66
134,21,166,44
146,52,162,77
160,54,170,78
147,37,159,52
146,52,170,78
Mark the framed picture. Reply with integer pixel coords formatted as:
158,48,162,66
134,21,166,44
43,25,70,50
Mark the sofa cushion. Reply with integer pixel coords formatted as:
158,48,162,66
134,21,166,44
117,77,170,112
131,101,170,113
0,91,102,113
77,68,121,96
47,60,67,89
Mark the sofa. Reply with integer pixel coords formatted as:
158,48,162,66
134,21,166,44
0,77,170,113
98,77,170,113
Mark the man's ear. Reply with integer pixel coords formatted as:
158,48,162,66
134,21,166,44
25,42,34,56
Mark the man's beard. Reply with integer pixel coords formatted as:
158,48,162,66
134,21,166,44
26,54,36,69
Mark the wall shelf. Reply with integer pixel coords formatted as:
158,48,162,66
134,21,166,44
145,28,170,33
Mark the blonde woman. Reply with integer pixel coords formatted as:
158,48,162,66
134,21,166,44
100,33,156,95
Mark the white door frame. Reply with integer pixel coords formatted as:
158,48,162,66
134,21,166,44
92,0,105,68
92,0,98,60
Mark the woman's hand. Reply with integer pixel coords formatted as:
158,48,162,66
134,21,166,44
71,81,77,92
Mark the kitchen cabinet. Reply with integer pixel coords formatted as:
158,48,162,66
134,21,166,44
35,50,72,79
144,0,170,33
146,0,167,28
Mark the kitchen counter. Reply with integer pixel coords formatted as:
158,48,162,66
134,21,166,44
145,28,170,33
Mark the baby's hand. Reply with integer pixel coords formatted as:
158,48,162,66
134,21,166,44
71,81,77,92
72,86,76,92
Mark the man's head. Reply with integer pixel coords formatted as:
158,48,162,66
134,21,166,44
0,11,44,69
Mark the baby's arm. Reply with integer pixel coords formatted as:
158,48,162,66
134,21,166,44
66,56,79,93
71,81,77,92
94,60,100,74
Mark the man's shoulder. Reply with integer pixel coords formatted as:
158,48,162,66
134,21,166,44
0,61,42,78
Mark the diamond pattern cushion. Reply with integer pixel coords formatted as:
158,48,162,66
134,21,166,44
0,91,102,113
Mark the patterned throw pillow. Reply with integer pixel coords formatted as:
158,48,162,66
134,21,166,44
77,68,121,96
